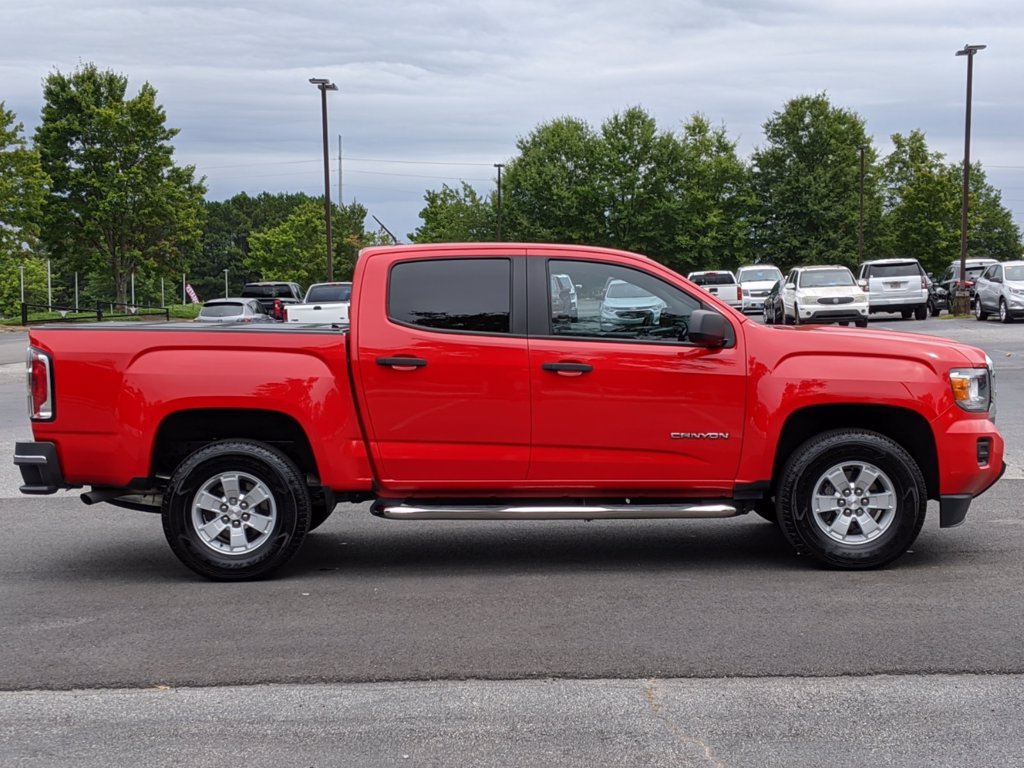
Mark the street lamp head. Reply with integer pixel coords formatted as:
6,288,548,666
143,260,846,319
956,44,987,56
309,77,338,90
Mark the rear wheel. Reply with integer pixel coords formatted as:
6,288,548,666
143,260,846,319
161,440,311,580
914,305,927,320
776,430,926,569
975,299,988,321
901,309,912,319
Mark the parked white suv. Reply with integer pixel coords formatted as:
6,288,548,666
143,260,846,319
736,265,783,313
857,258,929,319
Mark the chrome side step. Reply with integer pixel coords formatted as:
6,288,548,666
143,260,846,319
372,502,738,521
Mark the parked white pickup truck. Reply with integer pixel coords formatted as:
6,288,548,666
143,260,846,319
687,270,741,309
283,282,352,324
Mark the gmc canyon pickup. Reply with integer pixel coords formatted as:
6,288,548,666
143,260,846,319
15,243,1005,580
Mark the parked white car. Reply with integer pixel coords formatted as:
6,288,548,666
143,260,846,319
781,265,869,327
687,270,741,308
973,260,1024,323
736,265,783,313
284,282,352,324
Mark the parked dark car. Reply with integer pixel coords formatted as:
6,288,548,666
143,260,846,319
195,298,279,324
927,279,950,317
762,280,784,325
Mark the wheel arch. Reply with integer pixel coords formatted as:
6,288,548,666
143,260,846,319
151,409,320,484
772,404,938,499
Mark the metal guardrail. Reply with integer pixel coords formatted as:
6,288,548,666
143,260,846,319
20,302,171,325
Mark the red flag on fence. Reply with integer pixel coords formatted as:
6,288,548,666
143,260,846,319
185,283,201,304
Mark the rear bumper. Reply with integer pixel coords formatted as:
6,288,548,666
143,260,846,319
13,441,73,494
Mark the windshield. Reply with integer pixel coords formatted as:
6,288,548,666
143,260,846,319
1005,266,1024,281
689,272,735,286
799,269,855,288
738,268,782,282
200,303,244,317
305,284,352,302
606,281,656,299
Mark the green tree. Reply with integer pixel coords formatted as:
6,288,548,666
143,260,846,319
410,181,495,243
34,63,206,306
502,116,606,244
670,114,755,274
878,131,1020,276
751,93,880,271
1,103,50,319
245,199,380,287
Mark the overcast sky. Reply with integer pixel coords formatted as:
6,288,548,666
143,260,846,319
2,0,1022,243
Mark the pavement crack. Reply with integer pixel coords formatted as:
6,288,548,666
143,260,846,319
643,678,728,768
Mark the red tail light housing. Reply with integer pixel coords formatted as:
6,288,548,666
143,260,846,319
273,298,283,320
737,285,743,300
27,347,54,421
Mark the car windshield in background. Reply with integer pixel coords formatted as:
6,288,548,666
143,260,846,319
242,285,291,298
200,303,244,317
739,269,781,281
1006,266,1024,281
799,269,855,287
870,263,921,278
690,273,735,286
306,284,352,302
606,281,656,299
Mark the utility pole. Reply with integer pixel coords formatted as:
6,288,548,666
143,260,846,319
338,133,343,209
494,163,505,241
954,43,986,315
858,144,867,263
309,78,339,280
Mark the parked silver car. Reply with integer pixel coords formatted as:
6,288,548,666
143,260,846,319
973,260,1024,323
857,258,929,319
195,298,278,324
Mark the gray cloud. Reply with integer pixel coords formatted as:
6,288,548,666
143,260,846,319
2,0,1021,240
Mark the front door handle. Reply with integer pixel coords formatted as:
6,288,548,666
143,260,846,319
377,356,427,370
542,362,593,375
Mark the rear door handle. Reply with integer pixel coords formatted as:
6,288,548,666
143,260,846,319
377,356,427,370
542,362,593,375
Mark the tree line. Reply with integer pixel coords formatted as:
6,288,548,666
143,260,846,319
2,63,1021,320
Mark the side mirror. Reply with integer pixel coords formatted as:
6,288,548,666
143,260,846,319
857,279,868,290
688,310,727,348
785,282,796,290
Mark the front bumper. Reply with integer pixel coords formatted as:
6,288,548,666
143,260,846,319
13,441,71,494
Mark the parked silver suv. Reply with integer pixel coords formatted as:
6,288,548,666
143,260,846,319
973,260,1024,323
857,258,929,319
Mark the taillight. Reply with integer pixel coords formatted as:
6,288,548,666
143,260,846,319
27,347,54,421
737,285,743,300
273,298,283,319
283,306,289,321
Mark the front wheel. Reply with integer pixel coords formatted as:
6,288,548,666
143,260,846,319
161,440,312,580
976,299,988,321
855,318,868,328
792,303,801,326
776,430,926,569
1000,299,1013,324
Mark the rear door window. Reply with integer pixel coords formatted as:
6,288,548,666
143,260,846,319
388,258,511,334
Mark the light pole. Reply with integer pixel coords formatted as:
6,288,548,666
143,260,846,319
310,77,338,280
494,163,505,241
954,43,986,315
858,144,867,264
18,264,25,304
223,268,229,298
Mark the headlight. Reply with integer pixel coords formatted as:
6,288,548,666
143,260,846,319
1008,287,1024,296
949,366,992,412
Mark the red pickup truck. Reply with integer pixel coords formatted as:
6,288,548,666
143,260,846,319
15,243,1005,580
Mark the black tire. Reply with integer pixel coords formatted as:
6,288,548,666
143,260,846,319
914,305,927,320
975,299,988,321
161,440,312,580
900,309,912,319
999,299,1013,324
855,318,868,328
776,430,926,569
793,303,801,326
